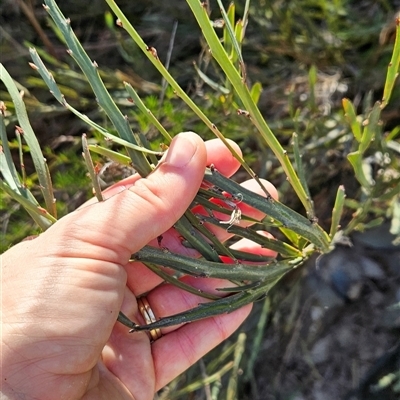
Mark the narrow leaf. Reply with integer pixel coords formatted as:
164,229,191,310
342,98,362,142
347,151,372,189
360,101,381,154
185,0,314,217
105,0,263,198
88,145,131,165
0,112,21,192
82,134,103,202
29,50,163,156
382,17,400,109
292,132,314,218
124,82,173,142
42,0,152,176
250,82,262,105
204,167,331,252
329,185,346,239
0,64,56,218
0,180,55,229
217,0,246,79
193,63,230,94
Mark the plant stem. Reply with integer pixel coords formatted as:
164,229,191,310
186,0,315,218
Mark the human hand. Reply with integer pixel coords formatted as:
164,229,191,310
2,132,278,400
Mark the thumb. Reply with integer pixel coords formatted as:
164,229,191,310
46,132,207,264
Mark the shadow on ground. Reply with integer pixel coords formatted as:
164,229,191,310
245,223,399,400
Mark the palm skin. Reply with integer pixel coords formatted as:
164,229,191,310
2,132,277,400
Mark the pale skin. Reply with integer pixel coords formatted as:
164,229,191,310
1,132,278,400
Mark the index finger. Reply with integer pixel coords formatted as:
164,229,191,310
82,138,242,206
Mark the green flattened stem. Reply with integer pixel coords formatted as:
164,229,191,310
1,114,54,229
183,208,238,260
43,0,152,177
218,0,244,75
105,0,270,197
292,132,314,216
88,145,132,166
359,102,382,154
204,167,330,252
185,0,314,219
381,17,400,110
0,117,22,193
173,212,222,262
342,98,362,142
29,49,162,156
127,290,255,331
0,64,56,219
226,250,275,263
0,181,56,228
329,185,346,240
347,101,382,190
126,257,302,331
117,311,136,329
346,152,372,189
142,262,220,300
218,224,303,258
123,83,173,143
132,246,301,281
195,213,301,258
82,134,104,202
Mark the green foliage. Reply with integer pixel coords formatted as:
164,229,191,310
1,1,399,397
2,0,399,320
0,140,90,251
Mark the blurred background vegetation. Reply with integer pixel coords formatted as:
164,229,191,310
1,0,400,399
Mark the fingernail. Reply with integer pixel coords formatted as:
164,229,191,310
165,133,197,168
